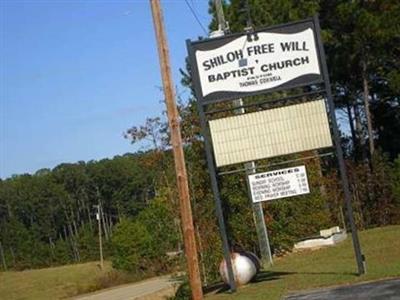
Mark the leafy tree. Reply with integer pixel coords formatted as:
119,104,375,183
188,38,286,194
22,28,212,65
322,0,400,160
0,153,163,270
111,196,179,274
111,219,154,273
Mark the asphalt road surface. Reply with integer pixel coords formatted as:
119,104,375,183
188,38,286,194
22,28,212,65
285,278,400,300
74,275,180,300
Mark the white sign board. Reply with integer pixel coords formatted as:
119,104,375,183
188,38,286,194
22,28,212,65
187,20,322,103
209,100,332,167
248,166,310,203
196,29,320,97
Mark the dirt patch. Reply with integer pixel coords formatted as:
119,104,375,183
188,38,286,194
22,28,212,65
137,286,178,300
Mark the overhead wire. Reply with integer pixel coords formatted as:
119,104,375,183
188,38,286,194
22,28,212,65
184,0,208,35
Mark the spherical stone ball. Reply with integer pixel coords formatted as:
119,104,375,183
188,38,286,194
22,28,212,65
219,252,258,286
241,251,261,272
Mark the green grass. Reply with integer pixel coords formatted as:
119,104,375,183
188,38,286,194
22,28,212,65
208,225,400,299
1,226,398,300
0,261,138,300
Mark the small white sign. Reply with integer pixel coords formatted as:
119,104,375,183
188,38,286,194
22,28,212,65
248,165,310,203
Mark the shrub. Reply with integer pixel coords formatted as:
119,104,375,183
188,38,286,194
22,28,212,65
111,197,180,274
111,219,154,273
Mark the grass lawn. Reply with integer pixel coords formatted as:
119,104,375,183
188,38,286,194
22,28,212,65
0,261,137,300
207,225,400,299
0,226,398,300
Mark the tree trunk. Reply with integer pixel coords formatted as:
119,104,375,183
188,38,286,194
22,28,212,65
107,214,113,236
68,222,80,262
104,212,111,238
49,236,55,263
6,201,12,218
100,203,109,241
195,224,207,286
63,225,68,240
362,59,375,157
0,241,7,271
86,203,93,232
346,101,357,157
9,246,16,266
69,206,79,237
354,102,366,161
116,203,122,222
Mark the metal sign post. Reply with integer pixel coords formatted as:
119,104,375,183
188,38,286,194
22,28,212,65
313,15,365,275
245,161,273,266
187,22,236,292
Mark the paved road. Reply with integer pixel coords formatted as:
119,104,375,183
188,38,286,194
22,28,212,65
285,278,400,300
74,275,180,300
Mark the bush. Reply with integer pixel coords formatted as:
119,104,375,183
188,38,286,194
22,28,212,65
111,219,154,273
325,152,400,229
111,197,180,274
390,155,400,222
167,279,191,300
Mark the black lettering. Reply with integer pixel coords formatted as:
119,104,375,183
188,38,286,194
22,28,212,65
280,42,292,51
217,56,225,65
277,61,285,69
210,57,219,69
203,61,211,71
263,43,275,53
207,67,257,83
246,43,275,56
301,56,310,64
240,68,248,76
293,58,301,66
285,59,293,68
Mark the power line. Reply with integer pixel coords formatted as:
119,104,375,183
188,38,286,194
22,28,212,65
184,0,208,35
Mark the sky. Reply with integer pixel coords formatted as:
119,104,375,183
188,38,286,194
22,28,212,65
1,0,211,179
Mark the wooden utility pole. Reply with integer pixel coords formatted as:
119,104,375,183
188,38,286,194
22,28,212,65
94,204,104,270
150,1,203,299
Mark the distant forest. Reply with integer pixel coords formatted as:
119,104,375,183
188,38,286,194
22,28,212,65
1,0,399,283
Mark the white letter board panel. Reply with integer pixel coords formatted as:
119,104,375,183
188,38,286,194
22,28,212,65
209,100,332,167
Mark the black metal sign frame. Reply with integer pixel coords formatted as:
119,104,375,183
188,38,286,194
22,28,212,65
186,16,365,293
187,18,323,104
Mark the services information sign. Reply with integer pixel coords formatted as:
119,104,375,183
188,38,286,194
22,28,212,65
248,166,310,203
187,19,322,103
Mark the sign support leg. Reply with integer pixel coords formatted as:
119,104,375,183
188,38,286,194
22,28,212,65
196,103,237,292
245,162,273,267
314,15,366,275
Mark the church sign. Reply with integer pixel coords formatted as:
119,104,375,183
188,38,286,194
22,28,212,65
187,20,322,104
